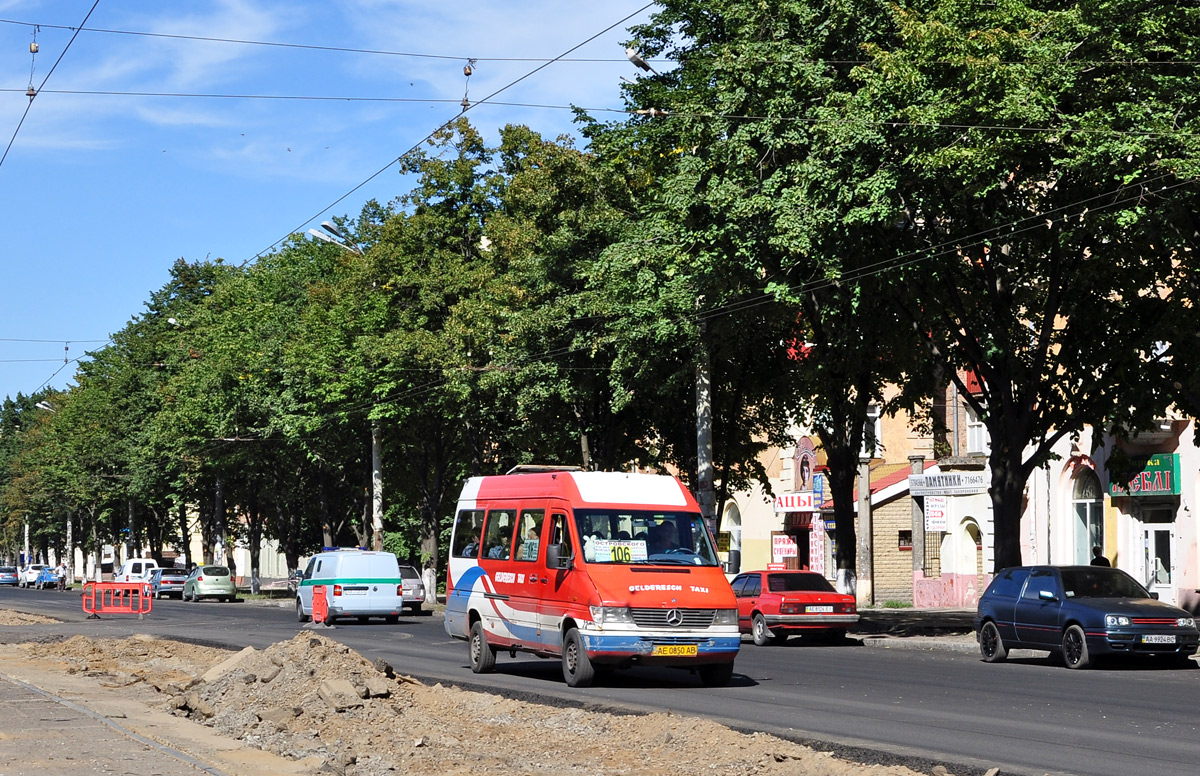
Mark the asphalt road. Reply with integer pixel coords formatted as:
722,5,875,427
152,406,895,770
4,586,1199,776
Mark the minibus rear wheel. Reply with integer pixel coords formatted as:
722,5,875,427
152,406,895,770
562,627,595,687
470,620,496,673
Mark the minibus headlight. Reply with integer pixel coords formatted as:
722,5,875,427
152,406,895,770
713,609,737,626
589,606,634,626
1105,615,1131,627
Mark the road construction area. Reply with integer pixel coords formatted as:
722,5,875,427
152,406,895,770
0,606,981,776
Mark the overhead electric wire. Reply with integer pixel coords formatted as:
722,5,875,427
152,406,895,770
0,0,101,172
251,2,655,261
0,337,108,343
0,17,637,63
2,17,1197,69
694,173,1200,324
4,88,1195,140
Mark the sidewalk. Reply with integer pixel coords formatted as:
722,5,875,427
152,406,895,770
0,656,313,776
853,607,979,653
0,672,218,776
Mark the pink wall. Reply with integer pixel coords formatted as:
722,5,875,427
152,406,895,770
913,572,989,609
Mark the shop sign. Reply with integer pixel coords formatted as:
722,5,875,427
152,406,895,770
767,563,787,571
785,512,812,530
908,472,988,496
1109,453,1180,497
925,495,949,532
774,492,814,512
772,534,798,560
810,518,826,575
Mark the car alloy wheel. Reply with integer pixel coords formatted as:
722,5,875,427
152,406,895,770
979,621,1008,663
1062,624,1092,669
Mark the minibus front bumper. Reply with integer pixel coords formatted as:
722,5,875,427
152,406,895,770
578,628,740,666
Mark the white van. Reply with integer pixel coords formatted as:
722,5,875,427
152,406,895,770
115,558,159,584
295,549,405,624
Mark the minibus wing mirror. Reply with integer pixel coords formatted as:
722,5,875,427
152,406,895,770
546,543,571,570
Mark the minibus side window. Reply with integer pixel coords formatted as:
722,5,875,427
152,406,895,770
452,510,486,558
516,509,545,562
482,509,517,560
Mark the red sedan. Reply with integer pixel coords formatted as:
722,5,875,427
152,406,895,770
731,570,858,645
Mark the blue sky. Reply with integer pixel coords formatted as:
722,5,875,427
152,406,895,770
0,0,656,400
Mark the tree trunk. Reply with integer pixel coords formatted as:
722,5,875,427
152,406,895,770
318,468,334,548
208,477,226,565
989,449,1027,571
247,492,262,595
822,441,860,597
178,499,192,569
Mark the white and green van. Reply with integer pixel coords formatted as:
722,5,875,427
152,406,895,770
295,549,405,624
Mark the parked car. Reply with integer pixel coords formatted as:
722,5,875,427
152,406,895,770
182,565,238,602
115,558,160,585
150,567,190,599
398,563,426,614
731,569,859,645
18,564,46,588
976,564,1200,669
0,566,18,586
34,566,62,590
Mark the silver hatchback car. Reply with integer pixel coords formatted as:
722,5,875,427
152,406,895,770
182,565,238,602
398,564,426,614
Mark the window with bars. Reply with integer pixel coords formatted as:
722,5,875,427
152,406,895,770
924,531,943,577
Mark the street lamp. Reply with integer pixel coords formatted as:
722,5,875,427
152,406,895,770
35,401,56,412
307,220,363,255
305,220,380,550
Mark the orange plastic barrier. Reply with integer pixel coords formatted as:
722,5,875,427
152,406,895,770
312,584,328,624
81,582,153,618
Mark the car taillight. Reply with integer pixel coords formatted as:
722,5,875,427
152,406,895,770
197,576,204,582
333,584,343,597
781,602,801,614
397,585,404,595
841,603,856,614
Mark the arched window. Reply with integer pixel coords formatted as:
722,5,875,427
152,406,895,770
1072,470,1103,565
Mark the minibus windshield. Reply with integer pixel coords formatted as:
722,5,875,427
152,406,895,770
574,510,721,566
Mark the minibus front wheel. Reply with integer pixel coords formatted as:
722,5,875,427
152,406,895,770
470,620,497,673
562,627,595,687
699,662,734,687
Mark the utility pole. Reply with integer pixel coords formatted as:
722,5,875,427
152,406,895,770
371,421,384,551
695,323,716,529
909,455,926,598
65,511,73,588
856,454,874,608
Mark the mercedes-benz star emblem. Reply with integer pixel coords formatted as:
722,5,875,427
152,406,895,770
665,609,683,626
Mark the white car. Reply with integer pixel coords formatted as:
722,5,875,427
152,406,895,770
19,564,46,588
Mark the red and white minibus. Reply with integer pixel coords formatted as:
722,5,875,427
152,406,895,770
444,466,739,687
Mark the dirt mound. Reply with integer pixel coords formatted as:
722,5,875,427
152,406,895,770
16,629,953,776
0,608,58,625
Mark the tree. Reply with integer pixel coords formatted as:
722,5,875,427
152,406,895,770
839,0,1200,569
585,0,930,592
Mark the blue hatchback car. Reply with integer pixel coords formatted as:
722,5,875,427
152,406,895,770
976,565,1199,669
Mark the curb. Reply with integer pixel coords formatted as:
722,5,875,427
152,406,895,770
858,635,979,654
